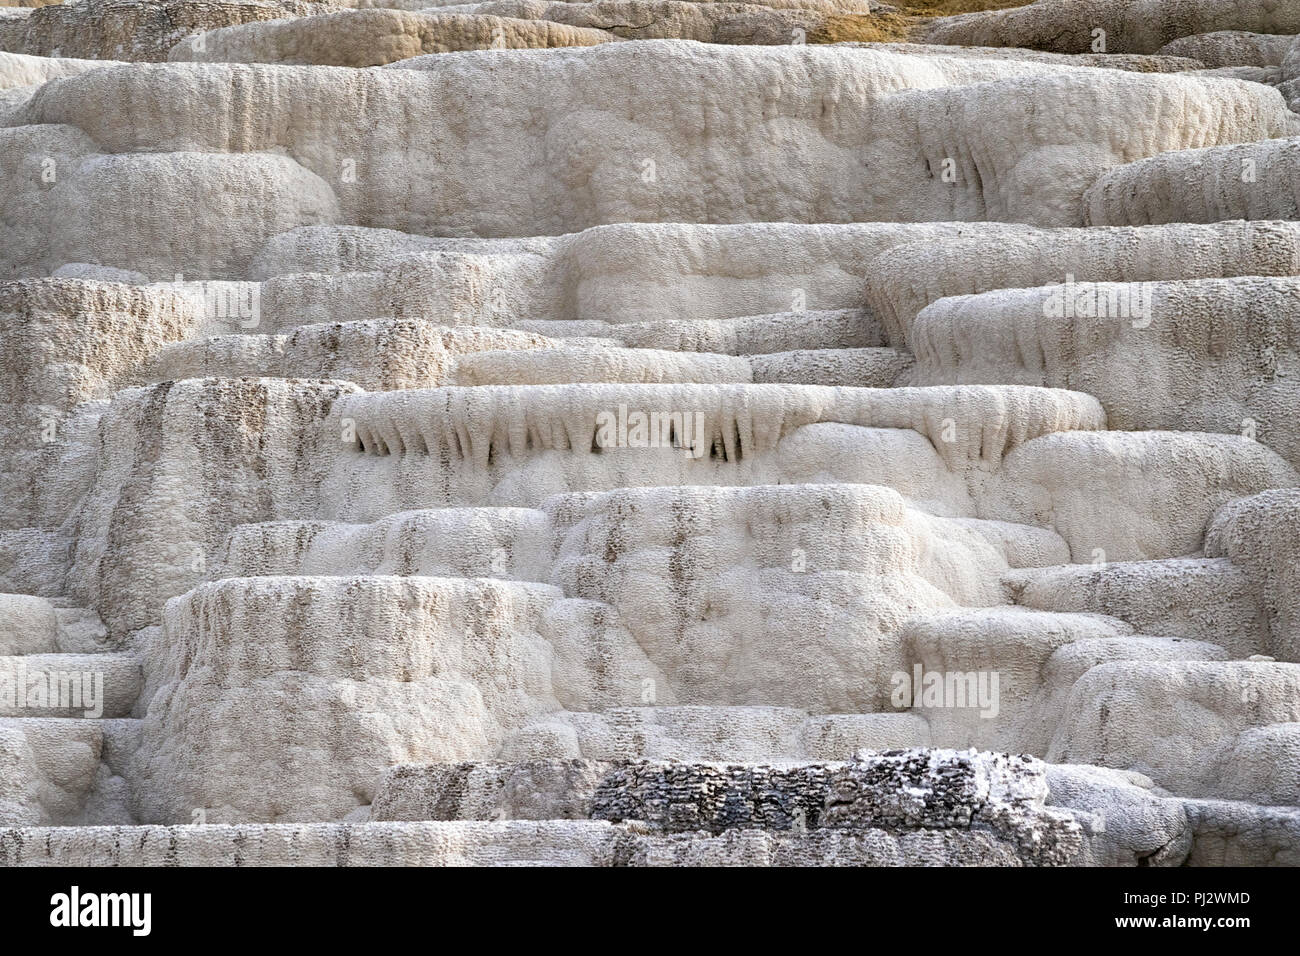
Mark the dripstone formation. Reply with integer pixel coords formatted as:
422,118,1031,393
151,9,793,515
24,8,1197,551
1,0,1298,866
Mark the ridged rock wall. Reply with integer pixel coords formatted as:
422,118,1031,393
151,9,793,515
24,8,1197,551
1,0,1299,868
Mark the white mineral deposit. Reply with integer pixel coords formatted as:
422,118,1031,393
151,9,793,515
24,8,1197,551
0,0,1297,873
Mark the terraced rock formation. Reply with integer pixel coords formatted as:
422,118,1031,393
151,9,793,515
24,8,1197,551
1,0,1298,866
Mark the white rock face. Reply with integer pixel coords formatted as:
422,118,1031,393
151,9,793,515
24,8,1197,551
170,9,617,66
245,221,1034,331
133,574,563,822
66,377,358,638
1,0,1299,867
1159,31,1298,69
866,221,1300,347
0,595,59,655
0,280,200,530
0,42,1289,278
1206,489,1300,661
920,0,1300,55
0,719,103,825
1,0,323,61
909,276,1300,467
1086,138,1300,225
0,50,122,87
1049,661,1300,798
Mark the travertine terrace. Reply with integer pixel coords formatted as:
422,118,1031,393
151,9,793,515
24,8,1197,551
1,0,1299,867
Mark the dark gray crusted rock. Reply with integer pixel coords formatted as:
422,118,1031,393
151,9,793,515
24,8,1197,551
824,748,1036,827
822,750,1082,865
589,749,1083,863
591,760,836,833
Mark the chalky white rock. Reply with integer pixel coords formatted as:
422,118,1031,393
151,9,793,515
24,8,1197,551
0,0,1298,867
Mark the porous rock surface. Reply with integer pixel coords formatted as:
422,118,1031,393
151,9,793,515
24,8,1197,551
0,0,1298,867
0,0,327,61
919,0,1300,56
